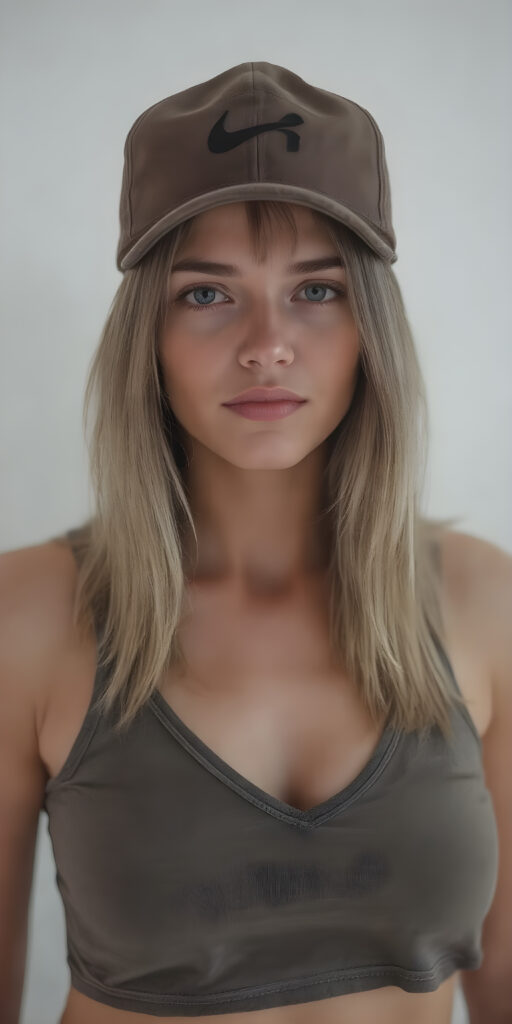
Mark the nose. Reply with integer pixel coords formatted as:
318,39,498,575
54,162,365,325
238,303,295,368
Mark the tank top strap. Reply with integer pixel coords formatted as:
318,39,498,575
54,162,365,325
430,623,464,700
426,540,483,744
426,535,464,701
64,527,112,714
64,527,101,639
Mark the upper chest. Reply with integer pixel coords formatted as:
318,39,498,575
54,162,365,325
39,537,493,811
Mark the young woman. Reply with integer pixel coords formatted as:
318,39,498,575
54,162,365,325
1,62,511,1024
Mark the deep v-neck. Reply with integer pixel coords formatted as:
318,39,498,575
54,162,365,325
148,688,402,830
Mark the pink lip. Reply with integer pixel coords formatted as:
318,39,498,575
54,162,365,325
224,387,305,405
223,400,306,421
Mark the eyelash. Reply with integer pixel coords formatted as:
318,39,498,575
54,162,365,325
174,281,346,312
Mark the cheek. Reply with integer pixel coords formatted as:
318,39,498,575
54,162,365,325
311,325,360,390
159,339,219,427
309,331,361,430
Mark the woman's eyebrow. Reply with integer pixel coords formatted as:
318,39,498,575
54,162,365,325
171,256,345,276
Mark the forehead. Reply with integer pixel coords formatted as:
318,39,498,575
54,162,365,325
178,201,333,257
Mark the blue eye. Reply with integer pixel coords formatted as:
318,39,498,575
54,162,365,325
175,281,346,311
301,283,344,303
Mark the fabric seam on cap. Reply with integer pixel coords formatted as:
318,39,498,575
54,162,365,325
125,104,163,241
349,101,383,224
252,64,259,182
126,185,384,245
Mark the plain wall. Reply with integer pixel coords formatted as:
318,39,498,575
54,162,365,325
1,1,511,1022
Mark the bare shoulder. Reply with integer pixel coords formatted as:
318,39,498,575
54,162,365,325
0,536,80,738
439,527,511,584
439,527,512,725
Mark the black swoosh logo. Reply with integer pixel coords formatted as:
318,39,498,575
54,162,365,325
208,110,304,153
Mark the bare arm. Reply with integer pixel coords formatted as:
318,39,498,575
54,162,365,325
0,547,52,1024
456,535,512,1023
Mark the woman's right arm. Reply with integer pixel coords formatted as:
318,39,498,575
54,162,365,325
0,546,54,1024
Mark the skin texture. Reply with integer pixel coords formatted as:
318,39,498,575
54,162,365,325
158,202,360,591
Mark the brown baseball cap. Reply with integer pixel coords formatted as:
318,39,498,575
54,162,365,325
116,61,397,272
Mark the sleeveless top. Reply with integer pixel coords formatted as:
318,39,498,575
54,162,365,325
42,531,499,1017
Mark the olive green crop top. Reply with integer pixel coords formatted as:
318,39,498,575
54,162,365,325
42,533,499,1016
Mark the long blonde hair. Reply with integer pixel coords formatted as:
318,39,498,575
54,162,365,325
52,200,465,740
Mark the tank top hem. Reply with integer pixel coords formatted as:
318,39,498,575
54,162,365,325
68,950,481,1016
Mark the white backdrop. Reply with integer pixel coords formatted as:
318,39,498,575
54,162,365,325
1,1,511,1022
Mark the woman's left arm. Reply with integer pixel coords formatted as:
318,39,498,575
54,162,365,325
460,536,512,1024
